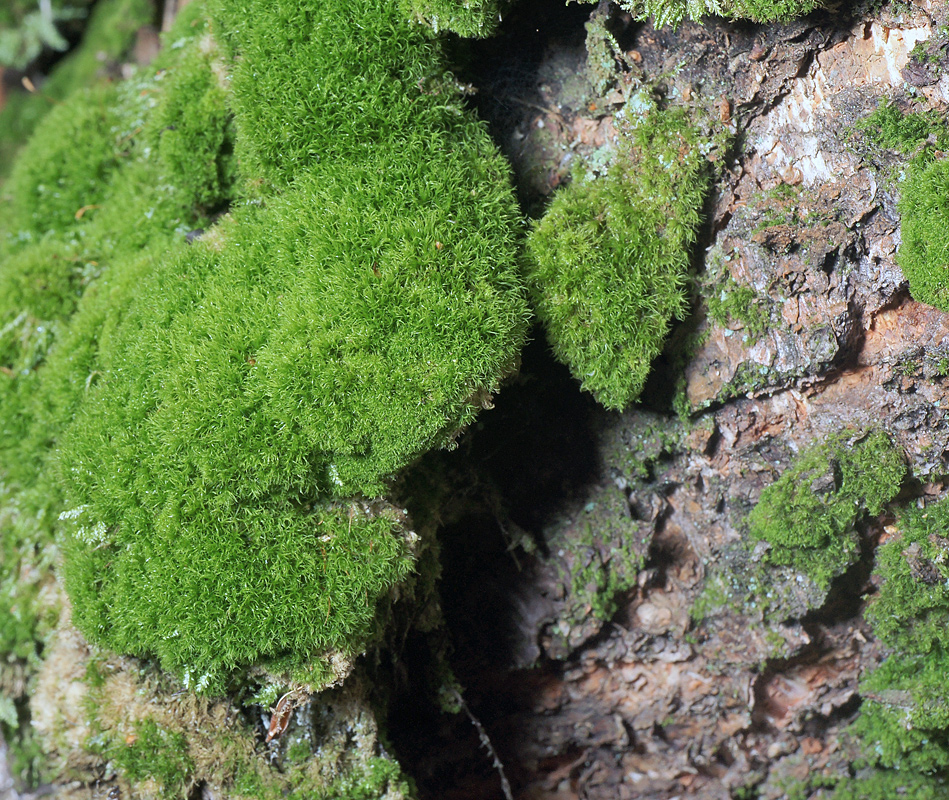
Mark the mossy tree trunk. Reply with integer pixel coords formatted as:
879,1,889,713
4,0,949,799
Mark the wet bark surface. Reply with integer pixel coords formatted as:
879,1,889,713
390,1,949,798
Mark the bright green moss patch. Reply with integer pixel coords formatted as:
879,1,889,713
865,498,949,654
589,0,820,29
897,156,949,311
3,84,127,235
400,0,509,36
847,498,949,776
856,100,949,155
748,431,905,589
850,647,949,774
62,500,415,692
0,0,527,694
855,101,949,312
524,93,707,410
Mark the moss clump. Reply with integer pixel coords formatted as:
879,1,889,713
0,0,527,697
897,157,949,311
748,431,905,590
524,93,707,410
865,498,949,654
89,719,196,793
400,0,509,36
825,771,949,800
847,497,949,774
586,0,820,29
855,101,949,312
856,101,949,155
563,485,649,621
849,647,949,773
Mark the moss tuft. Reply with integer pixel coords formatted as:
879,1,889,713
825,771,949,800
0,0,528,694
845,495,949,774
850,647,949,773
856,101,949,313
89,719,196,793
0,0,153,176
399,0,510,36
897,156,949,312
748,430,905,589
865,497,949,654
524,93,707,410
582,0,820,29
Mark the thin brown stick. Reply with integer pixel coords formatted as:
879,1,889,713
450,689,514,800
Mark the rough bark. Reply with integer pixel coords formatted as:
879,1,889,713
4,0,949,798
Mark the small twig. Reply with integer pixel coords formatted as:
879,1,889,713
450,689,514,800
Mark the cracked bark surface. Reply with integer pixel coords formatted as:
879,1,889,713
403,1,949,798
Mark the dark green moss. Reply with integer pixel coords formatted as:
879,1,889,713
524,94,707,410
563,486,648,621
748,430,905,589
826,771,949,800
89,719,196,793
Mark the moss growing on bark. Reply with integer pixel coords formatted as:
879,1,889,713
748,430,905,590
580,0,820,29
848,497,949,775
856,101,949,313
524,93,707,410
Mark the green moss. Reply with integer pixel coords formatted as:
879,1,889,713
89,719,196,793
564,486,648,621
588,0,819,29
866,498,949,656
0,701,52,789
841,496,949,776
826,771,949,800
856,101,948,155
748,431,905,590
849,647,949,774
0,0,153,176
399,0,509,36
0,0,528,694
703,251,769,342
524,93,708,410
854,101,949,312
897,155,949,312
